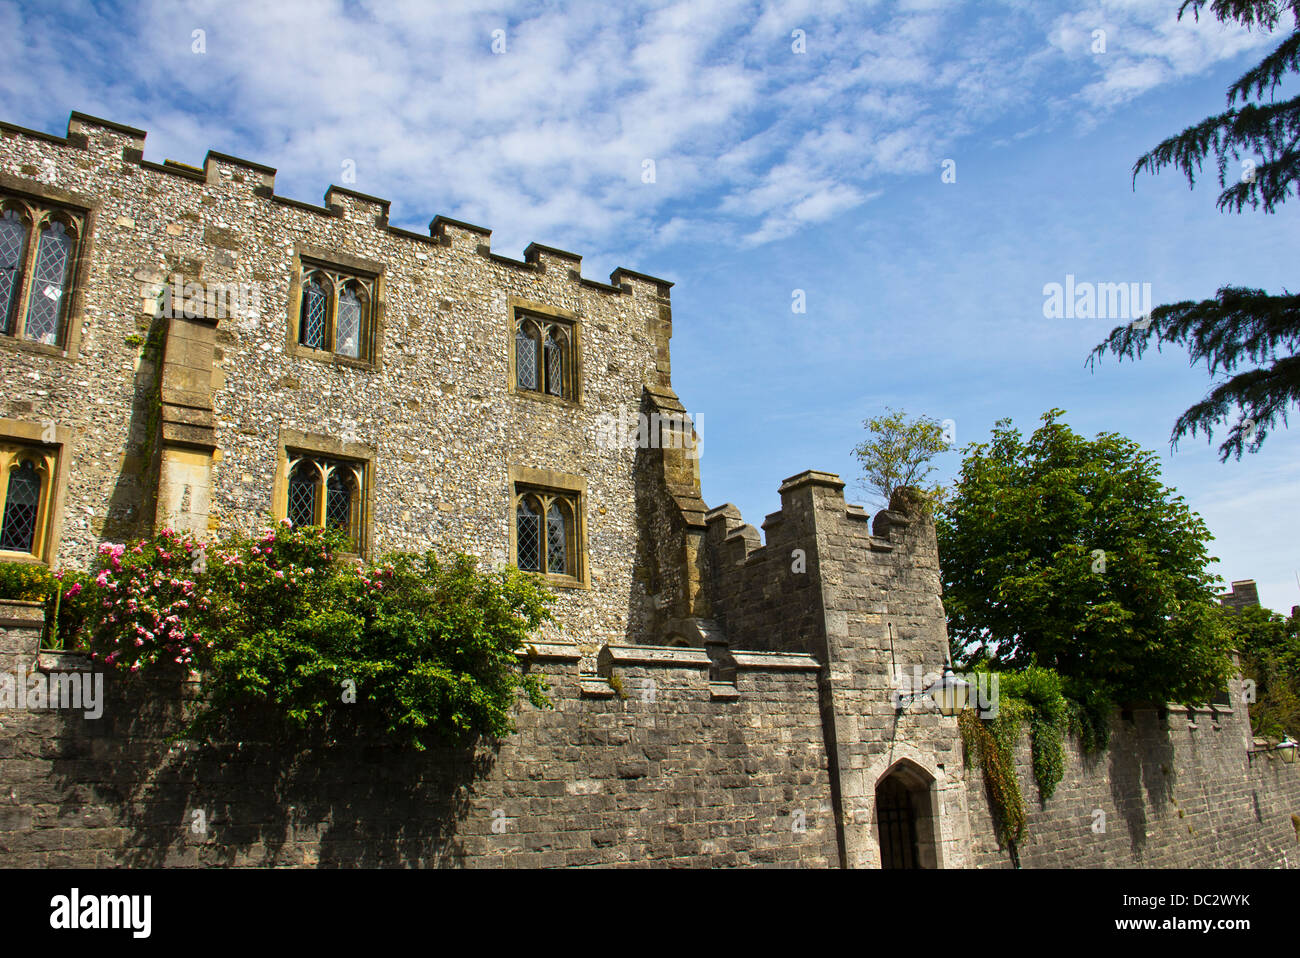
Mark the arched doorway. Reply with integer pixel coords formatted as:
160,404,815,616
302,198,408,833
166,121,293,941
875,760,940,869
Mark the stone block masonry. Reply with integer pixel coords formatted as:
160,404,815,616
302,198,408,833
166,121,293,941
1,592,1294,867
966,688,1300,869
0,602,839,868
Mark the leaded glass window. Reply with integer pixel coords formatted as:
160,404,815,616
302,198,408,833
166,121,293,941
23,221,71,345
546,501,567,574
0,194,82,347
0,445,56,560
336,286,362,358
516,497,541,572
514,313,573,399
284,453,365,552
544,329,564,396
300,278,328,349
296,265,375,361
0,209,26,334
287,461,318,529
325,469,353,533
516,320,538,391
513,486,579,579
0,459,40,553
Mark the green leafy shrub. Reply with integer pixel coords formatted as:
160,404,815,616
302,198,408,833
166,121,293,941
62,521,554,748
1220,605,1300,740
961,664,1114,847
0,561,56,601
959,708,1026,846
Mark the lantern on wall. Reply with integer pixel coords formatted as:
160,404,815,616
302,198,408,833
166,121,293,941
1278,734,1298,764
923,664,972,717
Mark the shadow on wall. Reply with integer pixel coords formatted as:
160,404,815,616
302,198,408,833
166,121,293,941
1107,708,1175,857
103,311,167,544
48,672,493,867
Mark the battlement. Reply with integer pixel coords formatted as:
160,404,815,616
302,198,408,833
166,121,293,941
0,111,673,296
705,470,906,571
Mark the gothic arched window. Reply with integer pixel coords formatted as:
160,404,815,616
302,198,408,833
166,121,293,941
546,500,569,574
515,317,540,391
299,276,329,349
0,208,28,335
544,327,566,396
336,285,364,359
516,495,542,572
0,445,57,560
284,453,366,552
0,193,83,348
287,459,320,529
325,468,354,534
512,485,580,580
295,265,376,361
23,220,72,345
513,312,573,400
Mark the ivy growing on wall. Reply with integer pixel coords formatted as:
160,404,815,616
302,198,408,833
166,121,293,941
959,665,1111,849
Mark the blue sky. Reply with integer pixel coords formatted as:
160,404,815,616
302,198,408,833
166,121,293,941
3,0,1297,611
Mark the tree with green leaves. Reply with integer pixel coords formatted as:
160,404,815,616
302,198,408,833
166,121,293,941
1220,603,1300,737
1089,0,1300,460
852,407,951,510
936,410,1234,706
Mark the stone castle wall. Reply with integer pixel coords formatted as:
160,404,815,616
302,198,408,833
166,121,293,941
966,693,1300,868
705,477,971,867
0,112,1295,868
0,600,839,868
3,591,1296,868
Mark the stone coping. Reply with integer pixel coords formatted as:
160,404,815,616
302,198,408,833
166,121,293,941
516,642,582,663
37,650,91,673
730,650,823,672
599,644,712,669
0,599,44,629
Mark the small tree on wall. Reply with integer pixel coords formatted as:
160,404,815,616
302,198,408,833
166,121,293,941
852,407,951,511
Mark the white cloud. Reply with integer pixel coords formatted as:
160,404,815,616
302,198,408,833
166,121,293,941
0,0,1284,271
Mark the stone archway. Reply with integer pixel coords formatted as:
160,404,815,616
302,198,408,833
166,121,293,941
875,759,940,869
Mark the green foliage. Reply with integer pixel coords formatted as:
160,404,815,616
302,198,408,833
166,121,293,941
936,410,1234,707
998,668,1068,801
47,568,95,652
0,562,92,651
961,664,1111,847
61,521,554,749
1220,604,1300,738
1089,2,1300,459
959,708,1025,846
852,406,951,510
0,561,56,601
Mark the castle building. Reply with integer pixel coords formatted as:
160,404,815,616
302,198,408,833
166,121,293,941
0,113,1294,869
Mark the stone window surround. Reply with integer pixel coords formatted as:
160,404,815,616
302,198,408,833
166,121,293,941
0,174,98,362
0,418,73,567
508,465,589,590
506,296,582,409
270,428,376,559
284,242,385,371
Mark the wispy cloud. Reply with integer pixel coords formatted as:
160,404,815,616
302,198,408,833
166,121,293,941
0,0,1282,269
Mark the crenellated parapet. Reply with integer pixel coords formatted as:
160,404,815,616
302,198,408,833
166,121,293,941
0,112,674,297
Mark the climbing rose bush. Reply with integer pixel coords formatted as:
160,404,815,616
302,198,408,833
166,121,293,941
80,530,208,672
58,521,554,748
